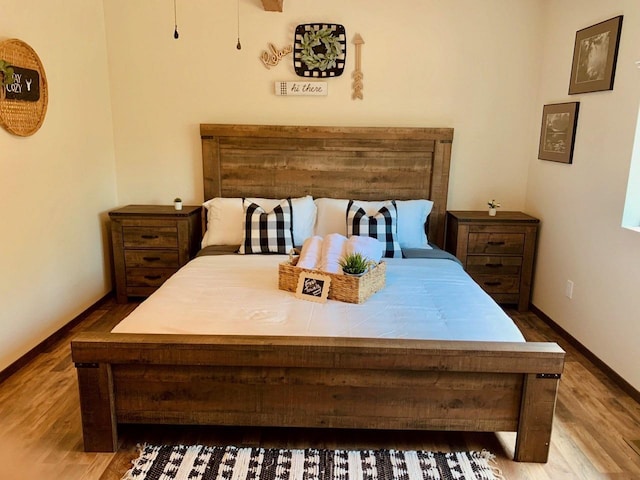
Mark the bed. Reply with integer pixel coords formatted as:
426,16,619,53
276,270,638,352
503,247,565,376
72,124,564,463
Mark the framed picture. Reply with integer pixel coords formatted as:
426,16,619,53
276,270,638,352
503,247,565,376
568,15,623,94
295,272,331,303
538,102,580,164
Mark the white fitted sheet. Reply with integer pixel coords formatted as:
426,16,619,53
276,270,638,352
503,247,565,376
112,255,525,343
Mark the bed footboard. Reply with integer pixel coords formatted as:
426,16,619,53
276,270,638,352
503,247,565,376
72,332,564,462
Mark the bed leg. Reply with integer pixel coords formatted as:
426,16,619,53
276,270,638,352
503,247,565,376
75,363,118,452
514,372,560,462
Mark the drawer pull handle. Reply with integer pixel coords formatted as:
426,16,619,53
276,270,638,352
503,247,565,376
143,256,161,262
487,241,505,246
144,275,162,280
484,281,502,286
141,234,159,239
485,263,503,268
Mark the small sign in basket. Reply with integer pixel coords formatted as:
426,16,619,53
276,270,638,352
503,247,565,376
279,257,386,304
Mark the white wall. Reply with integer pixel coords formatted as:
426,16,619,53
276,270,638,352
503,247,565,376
528,1,640,389
103,0,542,211
0,1,117,371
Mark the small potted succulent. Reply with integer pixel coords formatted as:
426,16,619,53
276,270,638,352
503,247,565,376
487,199,501,216
174,197,183,211
339,252,374,277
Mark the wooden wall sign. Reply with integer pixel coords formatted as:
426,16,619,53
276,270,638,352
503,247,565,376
260,0,283,12
275,81,327,96
260,43,292,69
0,38,48,136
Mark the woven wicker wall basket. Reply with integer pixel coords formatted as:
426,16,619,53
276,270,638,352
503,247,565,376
0,38,48,136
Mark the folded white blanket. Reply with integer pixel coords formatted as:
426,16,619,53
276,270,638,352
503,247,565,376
297,235,323,269
300,234,384,274
345,235,383,265
317,233,348,274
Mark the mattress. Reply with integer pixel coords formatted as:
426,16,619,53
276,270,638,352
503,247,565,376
112,254,525,343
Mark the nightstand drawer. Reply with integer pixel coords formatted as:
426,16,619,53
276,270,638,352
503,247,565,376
126,268,177,287
468,233,524,255
471,274,520,294
123,226,178,248
124,250,180,268
466,256,522,275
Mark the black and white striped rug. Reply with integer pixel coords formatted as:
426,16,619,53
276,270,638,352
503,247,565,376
122,445,502,480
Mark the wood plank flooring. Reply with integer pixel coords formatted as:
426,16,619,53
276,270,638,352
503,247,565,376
0,297,639,479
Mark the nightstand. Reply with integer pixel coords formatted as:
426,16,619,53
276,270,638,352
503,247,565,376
445,211,539,311
109,205,202,303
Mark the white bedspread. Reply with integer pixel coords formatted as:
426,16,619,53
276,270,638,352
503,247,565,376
112,255,525,343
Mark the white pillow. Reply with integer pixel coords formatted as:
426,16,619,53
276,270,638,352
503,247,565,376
314,198,349,237
313,198,433,249
202,195,316,248
396,199,434,249
201,197,243,247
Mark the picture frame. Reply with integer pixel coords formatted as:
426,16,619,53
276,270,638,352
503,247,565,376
568,15,623,95
295,272,331,303
538,102,580,164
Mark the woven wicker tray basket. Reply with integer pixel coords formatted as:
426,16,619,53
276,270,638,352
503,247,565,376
278,258,386,304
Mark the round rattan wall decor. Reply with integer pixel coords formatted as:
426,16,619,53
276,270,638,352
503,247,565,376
0,38,48,136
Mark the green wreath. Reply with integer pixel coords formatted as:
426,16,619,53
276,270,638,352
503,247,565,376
300,28,342,72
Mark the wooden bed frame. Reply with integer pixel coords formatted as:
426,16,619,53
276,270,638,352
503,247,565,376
72,124,564,463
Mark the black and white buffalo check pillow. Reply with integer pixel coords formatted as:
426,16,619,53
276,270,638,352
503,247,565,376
239,198,294,254
346,200,401,258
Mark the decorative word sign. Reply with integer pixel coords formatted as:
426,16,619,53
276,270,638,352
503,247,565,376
275,81,327,96
4,66,40,101
295,272,331,303
260,43,292,69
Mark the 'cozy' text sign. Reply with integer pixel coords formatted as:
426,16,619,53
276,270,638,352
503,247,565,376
4,66,40,102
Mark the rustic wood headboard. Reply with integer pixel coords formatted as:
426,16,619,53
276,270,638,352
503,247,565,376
200,124,453,248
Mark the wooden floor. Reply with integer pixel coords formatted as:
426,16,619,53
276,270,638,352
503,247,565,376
0,297,639,479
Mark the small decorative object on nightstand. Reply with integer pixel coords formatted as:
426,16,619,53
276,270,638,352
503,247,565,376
174,197,183,210
109,205,202,303
487,199,501,216
445,211,539,311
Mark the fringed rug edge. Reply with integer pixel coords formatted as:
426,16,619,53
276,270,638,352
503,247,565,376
120,444,503,480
